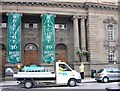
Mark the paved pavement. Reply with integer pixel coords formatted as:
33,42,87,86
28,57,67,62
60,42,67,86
0,77,96,85
0,78,95,89
0,77,119,91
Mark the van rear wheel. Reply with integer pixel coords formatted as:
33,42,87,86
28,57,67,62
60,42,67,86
24,80,33,89
68,79,76,87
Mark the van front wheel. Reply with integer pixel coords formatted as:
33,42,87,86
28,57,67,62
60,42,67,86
68,79,76,87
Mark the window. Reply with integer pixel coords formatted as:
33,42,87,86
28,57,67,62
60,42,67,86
24,23,38,29
24,23,29,28
0,23,7,28
107,25,114,41
107,51,116,62
55,23,67,29
97,69,104,73
59,64,71,71
107,69,115,73
33,23,38,28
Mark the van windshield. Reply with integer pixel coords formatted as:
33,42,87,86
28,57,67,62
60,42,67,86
97,69,104,73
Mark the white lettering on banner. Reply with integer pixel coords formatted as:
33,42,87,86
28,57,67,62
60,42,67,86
12,40,16,43
44,51,50,54
13,19,16,23
11,35,16,39
46,45,52,49
11,45,17,50
13,15,17,19
9,51,19,56
12,31,17,36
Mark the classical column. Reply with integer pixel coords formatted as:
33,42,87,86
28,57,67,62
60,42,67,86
73,15,80,62
80,16,87,62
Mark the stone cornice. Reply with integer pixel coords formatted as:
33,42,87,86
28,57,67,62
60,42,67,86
1,1,118,11
84,2,118,10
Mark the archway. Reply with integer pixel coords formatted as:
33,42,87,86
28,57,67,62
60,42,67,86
0,43,7,78
24,43,38,66
56,43,68,63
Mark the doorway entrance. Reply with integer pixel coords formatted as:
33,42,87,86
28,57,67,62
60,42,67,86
0,43,6,78
24,43,38,66
56,43,68,63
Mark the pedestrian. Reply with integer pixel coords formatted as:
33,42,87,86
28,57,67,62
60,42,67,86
17,64,22,72
79,63,84,79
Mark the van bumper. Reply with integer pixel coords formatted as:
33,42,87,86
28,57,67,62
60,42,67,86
76,79,81,83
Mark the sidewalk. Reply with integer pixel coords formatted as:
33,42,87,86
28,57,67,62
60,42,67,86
81,77,96,83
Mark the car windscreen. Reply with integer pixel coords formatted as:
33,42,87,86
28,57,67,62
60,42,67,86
97,69,104,73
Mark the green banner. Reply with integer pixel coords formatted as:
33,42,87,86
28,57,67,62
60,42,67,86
42,14,55,63
7,13,21,64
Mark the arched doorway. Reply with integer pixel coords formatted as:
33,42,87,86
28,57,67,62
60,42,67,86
56,43,68,63
0,43,7,78
24,43,38,66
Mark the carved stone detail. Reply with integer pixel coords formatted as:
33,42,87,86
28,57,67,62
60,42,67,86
103,40,119,51
103,17,117,24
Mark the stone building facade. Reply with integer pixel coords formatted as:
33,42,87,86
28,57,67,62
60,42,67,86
0,0,119,77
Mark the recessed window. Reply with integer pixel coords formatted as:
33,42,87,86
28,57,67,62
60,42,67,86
24,23,38,29
107,25,114,41
55,23,67,29
107,51,116,62
0,23,7,28
33,23,38,28
55,24,59,29
24,23,29,28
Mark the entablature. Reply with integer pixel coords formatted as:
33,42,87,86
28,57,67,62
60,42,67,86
1,1,118,11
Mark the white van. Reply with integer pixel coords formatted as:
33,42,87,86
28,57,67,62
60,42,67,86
13,62,81,88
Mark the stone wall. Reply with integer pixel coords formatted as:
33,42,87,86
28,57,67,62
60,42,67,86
88,8,118,64
1,1,119,77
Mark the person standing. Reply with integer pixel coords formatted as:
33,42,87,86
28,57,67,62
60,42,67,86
79,63,85,79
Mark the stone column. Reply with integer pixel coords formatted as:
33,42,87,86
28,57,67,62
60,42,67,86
80,16,87,62
73,15,80,62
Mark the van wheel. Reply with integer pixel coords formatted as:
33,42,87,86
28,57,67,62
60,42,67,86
102,77,109,83
24,80,33,89
68,79,76,87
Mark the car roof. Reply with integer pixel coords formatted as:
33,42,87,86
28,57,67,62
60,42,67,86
105,68,119,71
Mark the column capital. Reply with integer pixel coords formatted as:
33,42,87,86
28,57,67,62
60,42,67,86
72,15,79,20
72,15,88,20
80,16,88,19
